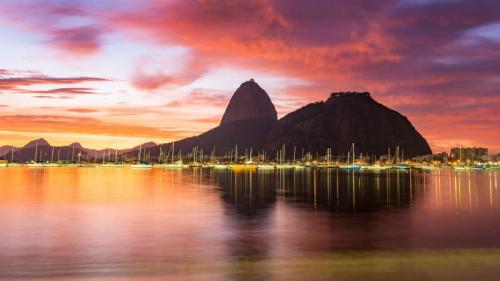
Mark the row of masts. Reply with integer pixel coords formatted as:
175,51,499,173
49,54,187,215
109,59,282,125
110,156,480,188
30,144,82,163
25,141,407,165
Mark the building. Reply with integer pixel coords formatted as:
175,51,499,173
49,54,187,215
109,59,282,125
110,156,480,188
450,147,488,162
491,153,500,162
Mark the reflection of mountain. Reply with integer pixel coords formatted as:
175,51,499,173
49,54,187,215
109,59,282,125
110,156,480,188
213,169,416,214
280,169,416,213
210,169,421,253
214,170,276,263
216,170,277,218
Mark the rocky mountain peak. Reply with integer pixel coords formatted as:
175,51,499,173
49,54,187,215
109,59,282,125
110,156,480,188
220,79,277,126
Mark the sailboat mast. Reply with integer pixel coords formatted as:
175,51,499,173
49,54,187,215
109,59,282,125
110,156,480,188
172,142,175,163
34,143,38,162
352,143,355,165
138,144,142,162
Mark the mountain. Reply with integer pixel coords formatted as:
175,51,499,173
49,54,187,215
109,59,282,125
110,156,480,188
266,92,431,158
166,80,279,155
80,142,157,158
4,139,90,163
172,119,276,154
0,145,18,157
0,138,158,163
220,79,277,125
23,138,50,148
128,82,431,160
69,142,83,149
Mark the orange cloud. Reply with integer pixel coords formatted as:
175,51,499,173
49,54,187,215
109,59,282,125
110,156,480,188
66,108,99,113
0,114,184,139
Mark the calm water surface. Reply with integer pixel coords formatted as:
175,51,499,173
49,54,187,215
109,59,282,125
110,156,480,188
1,167,499,280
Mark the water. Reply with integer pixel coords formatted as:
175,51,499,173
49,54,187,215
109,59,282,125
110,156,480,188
1,167,499,280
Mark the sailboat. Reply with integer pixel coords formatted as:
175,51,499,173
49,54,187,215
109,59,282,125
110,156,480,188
155,142,187,168
339,143,361,170
27,143,47,168
229,145,257,170
131,143,152,168
390,146,409,170
204,146,228,169
43,146,61,167
188,147,203,168
256,151,274,170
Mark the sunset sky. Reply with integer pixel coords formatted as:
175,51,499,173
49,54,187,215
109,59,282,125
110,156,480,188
1,0,499,152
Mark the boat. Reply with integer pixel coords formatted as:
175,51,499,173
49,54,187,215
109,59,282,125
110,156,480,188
131,163,153,169
363,164,390,171
131,143,152,168
340,164,362,171
275,164,295,169
293,164,306,169
339,143,361,170
27,162,47,168
229,164,257,170
100,163,125,167
189,161,202,168
392,163,410,170
211,163,229,169
453,165,472,171
155,161,188,168
412,164,437,170
257,164,275,170
28,143,44,168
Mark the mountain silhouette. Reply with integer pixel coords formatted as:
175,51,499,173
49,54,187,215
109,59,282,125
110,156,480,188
23,138,50,148
220,79,277,125
266,92,431,158
171,82,431,158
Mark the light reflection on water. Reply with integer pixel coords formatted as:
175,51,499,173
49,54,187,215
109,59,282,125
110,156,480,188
0,167,499,280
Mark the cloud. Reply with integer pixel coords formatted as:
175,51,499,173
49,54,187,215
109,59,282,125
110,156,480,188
47,25,105,55
0,1,108,55
165,90,228,108
190,116,220,125
0,114,180,139
66,108,99,113
0,71,108,97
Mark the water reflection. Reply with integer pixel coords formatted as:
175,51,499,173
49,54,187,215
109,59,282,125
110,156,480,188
0,167,500,280
210,168,500,214
217,168,405,214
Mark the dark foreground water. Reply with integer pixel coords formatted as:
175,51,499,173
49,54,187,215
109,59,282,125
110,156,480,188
0,167,499,281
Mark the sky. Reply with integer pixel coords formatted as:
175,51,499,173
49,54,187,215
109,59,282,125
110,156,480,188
0,0,499,153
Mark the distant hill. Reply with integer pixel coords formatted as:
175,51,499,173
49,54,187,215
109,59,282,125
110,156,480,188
0,145,17,158
0,139,157,163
